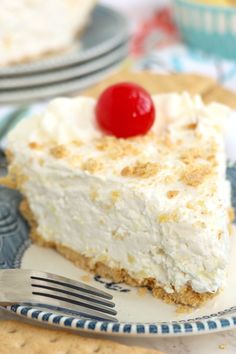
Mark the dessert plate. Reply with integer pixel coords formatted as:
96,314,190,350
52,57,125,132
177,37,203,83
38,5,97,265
0,114,236,337
0,42,128,89
0,174,235,338
0,5,129,76
0,58,126,104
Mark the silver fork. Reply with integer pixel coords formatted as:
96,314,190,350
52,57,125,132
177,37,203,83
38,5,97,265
0,269,117,322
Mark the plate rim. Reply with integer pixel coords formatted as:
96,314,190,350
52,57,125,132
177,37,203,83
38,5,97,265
0,42,129,89
4,303,236,337
0,56,127,104
0,5,129,76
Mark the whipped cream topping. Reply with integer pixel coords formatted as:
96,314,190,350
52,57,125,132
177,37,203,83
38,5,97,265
9,97,101,146
7,93,231,295
0,0,96,66
8,92,230,147
152,93,230,135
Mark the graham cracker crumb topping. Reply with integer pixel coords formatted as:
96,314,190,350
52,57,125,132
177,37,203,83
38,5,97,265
81,158,103,173
50,145,69,159
186,201,194,209
96,136,139,159
72,139,83,147
181,163,211,187
28,142,42,150
228,207,235,222
112,230,125,240
121,161,159,178
180,142,217,166
159,212,179,223
194,221,206,229
185,122,198,130
167,190,179,199
111,190,121,203
218,231,223,240
180,148,205,165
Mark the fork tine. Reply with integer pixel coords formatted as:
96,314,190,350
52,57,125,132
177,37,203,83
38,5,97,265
0,269,118,321
31,287,117,315
29,293,117,322
30,271,112,300
31,282,115,308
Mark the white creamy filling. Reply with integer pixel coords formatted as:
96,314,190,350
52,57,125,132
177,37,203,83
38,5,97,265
7,93,231,294
16,156,230,294
0,0,96,66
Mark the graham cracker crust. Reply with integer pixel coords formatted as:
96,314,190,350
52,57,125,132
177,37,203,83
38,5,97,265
19,198,215,308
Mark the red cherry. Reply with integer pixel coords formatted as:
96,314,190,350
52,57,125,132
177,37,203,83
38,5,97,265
95,82,155,138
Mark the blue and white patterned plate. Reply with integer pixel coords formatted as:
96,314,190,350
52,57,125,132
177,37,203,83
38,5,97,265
0,121,236,337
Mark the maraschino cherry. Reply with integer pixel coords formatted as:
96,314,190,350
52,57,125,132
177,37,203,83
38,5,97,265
95,82,155,138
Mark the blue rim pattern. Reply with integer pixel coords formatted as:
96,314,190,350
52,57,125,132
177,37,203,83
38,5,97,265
6,304,236,336
0,162,236,336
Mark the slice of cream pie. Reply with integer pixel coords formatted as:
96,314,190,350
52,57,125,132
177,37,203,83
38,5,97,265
0,0,96,66
5,86,233,307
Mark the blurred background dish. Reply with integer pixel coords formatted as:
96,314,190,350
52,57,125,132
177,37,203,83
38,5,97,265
0,5,129,75
0,0,97,67
0,43,128,89
174,0,236,60
0,5,129,103
0,57,127,104
194,0,236,5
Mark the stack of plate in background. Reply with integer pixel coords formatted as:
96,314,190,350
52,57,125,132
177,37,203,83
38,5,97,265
0,5,129,104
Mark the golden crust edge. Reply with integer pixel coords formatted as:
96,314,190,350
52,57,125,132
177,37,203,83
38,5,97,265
18,198,216,308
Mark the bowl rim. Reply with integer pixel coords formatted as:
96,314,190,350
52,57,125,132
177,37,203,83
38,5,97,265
174,0,236,12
